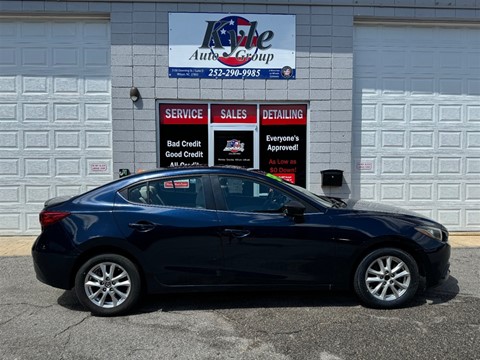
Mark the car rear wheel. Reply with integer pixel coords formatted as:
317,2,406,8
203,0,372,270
354,248,419,309
75,254,141,316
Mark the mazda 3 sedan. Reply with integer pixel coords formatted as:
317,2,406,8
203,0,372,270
32,166,450,316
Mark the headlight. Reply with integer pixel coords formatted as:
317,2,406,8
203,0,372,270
415,226,444,241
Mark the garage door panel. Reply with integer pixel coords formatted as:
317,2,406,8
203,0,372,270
0,214,22,233
466,158,480,174
466,210,480,227
25,186,51,204
0,131,18,149
467,79,480,95
0,159,19,176
466,184,480,201
85,76,110,94
409,183,434,201
0,19,112,235
467,131,480,148
0,48,16,66
410,131,434,148
409,157,434,175
411,79,435,95
437,183,462,201
22,76,48,94
53,76,80,93
85,103,110,121
0,76,17,92
438,210,462,227
354,25,480,230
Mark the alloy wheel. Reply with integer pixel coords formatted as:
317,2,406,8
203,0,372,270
83,262,132,309
364,255,411,301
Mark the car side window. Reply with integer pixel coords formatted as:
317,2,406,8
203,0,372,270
126,177,206,209
218,176,292,213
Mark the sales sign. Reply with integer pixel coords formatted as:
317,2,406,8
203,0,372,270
211,104,257,123
168,13,296,79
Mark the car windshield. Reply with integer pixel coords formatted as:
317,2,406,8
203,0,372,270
273,178,334,208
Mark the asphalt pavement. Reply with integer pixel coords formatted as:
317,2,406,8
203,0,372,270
0,246,479,359
0,233,479,359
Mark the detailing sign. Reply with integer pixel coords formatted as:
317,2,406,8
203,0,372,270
260,104,307,187
168,13,296,79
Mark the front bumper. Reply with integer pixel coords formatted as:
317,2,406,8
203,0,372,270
425,242,451,288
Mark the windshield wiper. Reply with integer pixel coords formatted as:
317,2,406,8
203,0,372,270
316,195,346,208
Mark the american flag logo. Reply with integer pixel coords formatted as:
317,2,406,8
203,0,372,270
209,16,259,67
223,139,245,153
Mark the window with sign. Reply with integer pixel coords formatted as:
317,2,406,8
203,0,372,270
122,177,206,209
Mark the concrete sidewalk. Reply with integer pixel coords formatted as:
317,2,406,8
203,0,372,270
1,233,479,257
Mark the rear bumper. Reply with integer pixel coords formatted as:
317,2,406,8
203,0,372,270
32,247,77,290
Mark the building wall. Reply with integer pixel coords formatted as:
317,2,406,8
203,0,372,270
107,1,355,197
1,0,480,202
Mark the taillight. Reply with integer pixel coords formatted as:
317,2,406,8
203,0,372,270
39,210,70,227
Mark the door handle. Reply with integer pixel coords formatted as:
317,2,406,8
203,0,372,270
223,229,251,239
128,221,156,232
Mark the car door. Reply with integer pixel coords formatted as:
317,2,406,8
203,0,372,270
213,174,337,286
113,175,223,287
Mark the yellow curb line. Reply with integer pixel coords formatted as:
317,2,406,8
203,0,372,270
0,233,479,257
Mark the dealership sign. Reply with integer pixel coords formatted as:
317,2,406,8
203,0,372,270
168,13,296,79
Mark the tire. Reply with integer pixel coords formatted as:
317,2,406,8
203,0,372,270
75,254,141,316
354,248,419,309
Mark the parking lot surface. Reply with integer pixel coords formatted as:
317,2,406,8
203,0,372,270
0,235,479,360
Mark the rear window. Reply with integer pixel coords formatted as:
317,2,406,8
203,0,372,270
121,176,206,209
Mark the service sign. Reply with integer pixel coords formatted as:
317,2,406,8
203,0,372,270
169,13,296,79
159,104,209,167
160,104,208,125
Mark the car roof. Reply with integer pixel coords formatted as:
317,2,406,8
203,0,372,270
111,166,269,188
127,166,265,179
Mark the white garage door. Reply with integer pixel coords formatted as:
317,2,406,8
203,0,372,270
353,24,480,231
0,19,112,235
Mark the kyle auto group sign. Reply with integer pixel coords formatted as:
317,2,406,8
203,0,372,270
168,13,296,79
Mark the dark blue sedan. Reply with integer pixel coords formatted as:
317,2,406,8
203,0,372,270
32,166,450,316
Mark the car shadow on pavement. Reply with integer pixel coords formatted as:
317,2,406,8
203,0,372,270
56,288,360,314
139,290,360,314
415,275,460,306
56,276,460,315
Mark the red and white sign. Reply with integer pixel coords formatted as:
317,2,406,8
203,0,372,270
160,104,208,125
274,173,295,184
90,163,108,173
211,104,257,123
164,180,190,189
260,104,307,125
356,161,374,171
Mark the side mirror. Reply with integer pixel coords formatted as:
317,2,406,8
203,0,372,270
283,200,306,219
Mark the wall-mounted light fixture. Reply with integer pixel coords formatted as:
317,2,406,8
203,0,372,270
130,86,140,102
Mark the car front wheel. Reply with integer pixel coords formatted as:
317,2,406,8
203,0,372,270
75,254,141,316
354,248,419,309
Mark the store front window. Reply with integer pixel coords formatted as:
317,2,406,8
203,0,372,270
158,102,307,187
